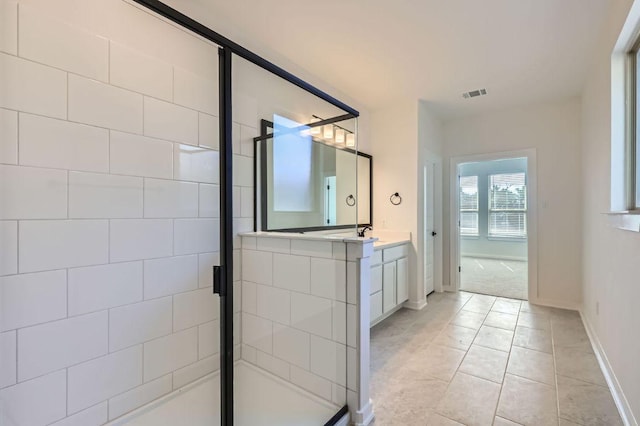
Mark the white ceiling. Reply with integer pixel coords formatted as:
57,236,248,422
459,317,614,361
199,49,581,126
167,0,610,118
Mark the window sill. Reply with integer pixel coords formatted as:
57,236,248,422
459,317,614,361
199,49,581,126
487,236,527,241
461,235,479,240
604,211,640,232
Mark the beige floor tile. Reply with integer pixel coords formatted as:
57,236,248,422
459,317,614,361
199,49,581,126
553,323,594,353
493,416,522,425
436,372,501,426
512,325,552,353
557,375,623,426
484,311,518,330
497,374,558,426
554,347,606,386
451,310,487,330
427,413,464,425
404,343,466,382
433,324,478,350
507,346,555,385
458,344,509,383
492,299,522,315
558,419,581,426
520,301,555,315
517,312,551,331
473,325,514,352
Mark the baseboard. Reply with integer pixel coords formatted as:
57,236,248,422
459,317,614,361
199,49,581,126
527,296,581,311
580,311,638,426
404,298,427,310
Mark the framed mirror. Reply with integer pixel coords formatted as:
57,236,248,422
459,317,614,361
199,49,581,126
254,117,372,232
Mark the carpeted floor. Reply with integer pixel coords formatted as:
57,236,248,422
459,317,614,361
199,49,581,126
460,257,527,300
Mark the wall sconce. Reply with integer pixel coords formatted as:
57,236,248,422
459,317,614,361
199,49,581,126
335,128,345,144
323,125,334,140
346,133,355,147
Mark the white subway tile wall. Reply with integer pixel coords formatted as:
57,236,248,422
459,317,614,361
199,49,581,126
0,2,257,424
241,235,353,405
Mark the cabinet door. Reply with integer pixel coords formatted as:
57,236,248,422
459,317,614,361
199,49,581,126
382,262,397,313
396,257,409,303
370,291,383,325
371,264,383,294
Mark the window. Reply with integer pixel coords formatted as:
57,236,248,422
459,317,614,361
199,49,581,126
488,173,527,238
459,175,479,236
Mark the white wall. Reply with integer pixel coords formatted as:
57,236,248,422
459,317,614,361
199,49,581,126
443,98,582,307
581,0,640,422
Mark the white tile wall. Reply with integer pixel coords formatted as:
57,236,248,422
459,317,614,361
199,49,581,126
1,270,67,331
291,292,333,339
109,297,172,352
173,288,219,331
242,281,257,314
198,252,219,288
144,178,198,218
173,219,219,255
310,258,346,300
0,0,17,55
0,330,16,388
110,41,172,101
310,335,345,385
172,355,217,389
256,237,290,253
291,239,333,258
18,311,108,381
199,113,219,150
143,327,198,382
0,2,232,423
199,184,220,218
67,345,142,414
0,370,66,425
273,324,310,369
144,97,198,146
240,187,254,218
69,172,143,218
110,131,173,179
109,219,173,262
232,154,253,187
108,374,172,420
198,320,219,359
68,74,143,133
0,221,17,276
19,6,108,81
19,114,109,173
257,284,291,325
49,402,108,426
290,365,332,401
0,108,17,164
174,144,219,183
242,249,273,285
174,66,218,115
0,52,67,119
256,350,290,380
19,220,109,273
0,164,67,219
242,313,273,354
144,255,198,299
68,262,143,316
240,124,258,157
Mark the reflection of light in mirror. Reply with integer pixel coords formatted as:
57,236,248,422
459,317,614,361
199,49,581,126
175,144,218,183
273,115,313,212
346,133,355,147
323,125,334,140
335,128,345,144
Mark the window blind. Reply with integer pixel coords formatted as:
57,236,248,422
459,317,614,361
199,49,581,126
460,175,479,235
489,172,527,237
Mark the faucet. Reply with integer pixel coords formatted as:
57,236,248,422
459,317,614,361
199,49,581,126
358,225,373,238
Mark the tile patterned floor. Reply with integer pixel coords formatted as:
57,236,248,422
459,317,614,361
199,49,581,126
460,258,527,300
370,292,623,426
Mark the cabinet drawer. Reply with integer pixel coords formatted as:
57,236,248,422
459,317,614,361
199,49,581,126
383,244,409,262
370,291,383,324
371,249,382,266
371,264,382,294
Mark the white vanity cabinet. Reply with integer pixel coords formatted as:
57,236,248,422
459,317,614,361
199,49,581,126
370,242,409,326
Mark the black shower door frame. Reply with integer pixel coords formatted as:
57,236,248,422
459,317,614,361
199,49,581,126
131,1,359,425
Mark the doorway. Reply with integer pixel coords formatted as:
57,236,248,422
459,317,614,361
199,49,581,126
450,150,538,301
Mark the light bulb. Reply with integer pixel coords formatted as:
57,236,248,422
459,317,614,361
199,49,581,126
346,133,355,147
335,128,345,144
310,117,321,136
323,125,334,140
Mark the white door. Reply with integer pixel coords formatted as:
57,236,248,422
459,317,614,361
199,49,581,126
424,164,435,295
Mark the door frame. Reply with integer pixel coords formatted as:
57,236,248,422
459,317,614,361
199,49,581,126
423,157,443,296
449,149,538,302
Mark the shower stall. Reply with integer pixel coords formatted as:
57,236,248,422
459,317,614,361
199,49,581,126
0,0,370,425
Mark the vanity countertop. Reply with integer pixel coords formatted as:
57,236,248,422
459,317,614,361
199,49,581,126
372,239,411,250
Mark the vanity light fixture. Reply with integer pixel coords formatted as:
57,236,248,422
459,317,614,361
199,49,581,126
335,128,345,144
310,117,322,136
323,124,334,140
346,133,355,147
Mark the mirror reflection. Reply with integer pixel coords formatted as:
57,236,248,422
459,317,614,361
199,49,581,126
255,115,371,231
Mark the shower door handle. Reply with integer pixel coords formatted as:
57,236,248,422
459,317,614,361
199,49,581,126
213,265,226,296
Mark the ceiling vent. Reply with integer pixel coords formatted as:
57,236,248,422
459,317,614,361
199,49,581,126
462,88,487,99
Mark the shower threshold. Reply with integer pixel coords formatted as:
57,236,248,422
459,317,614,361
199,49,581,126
108,361,343,426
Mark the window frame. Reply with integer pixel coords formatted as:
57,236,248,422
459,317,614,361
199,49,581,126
487,172,528,239
627,38,640,210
